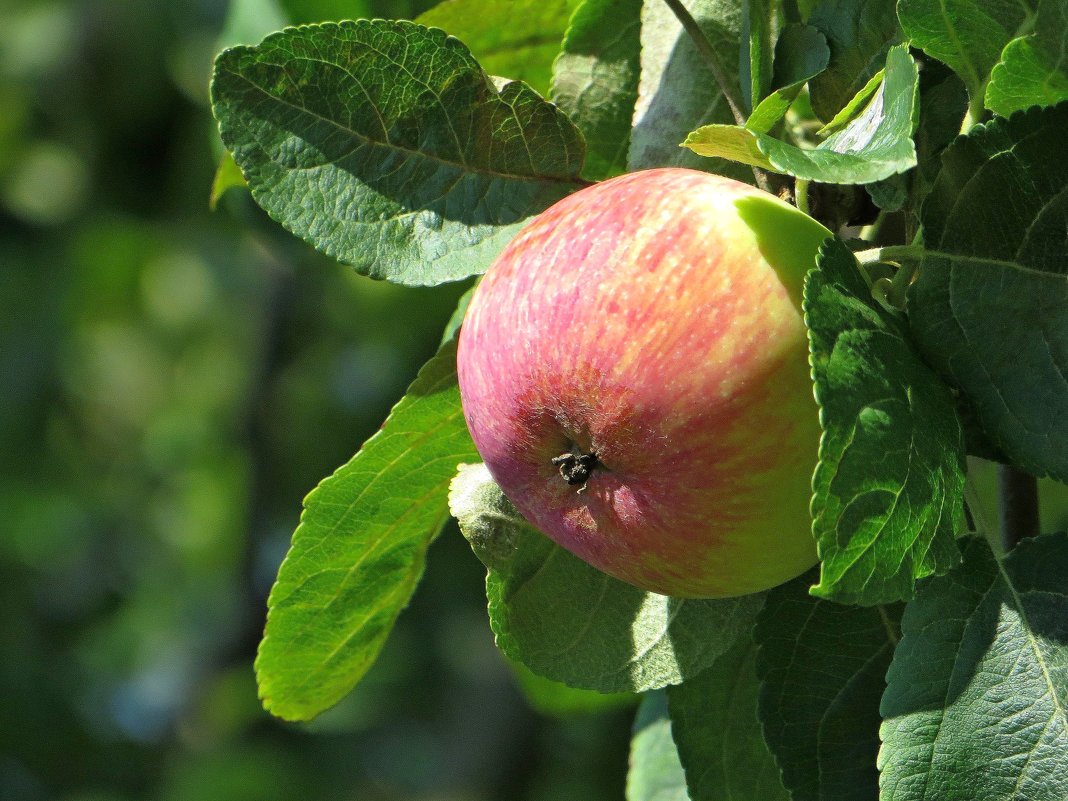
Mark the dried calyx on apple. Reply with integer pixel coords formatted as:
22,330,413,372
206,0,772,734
457,168,831,599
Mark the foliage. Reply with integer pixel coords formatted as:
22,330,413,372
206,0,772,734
186,0,1068,797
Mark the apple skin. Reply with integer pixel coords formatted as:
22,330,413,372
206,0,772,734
456,168,830,598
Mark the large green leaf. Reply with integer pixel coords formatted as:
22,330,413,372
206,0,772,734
211,20,585,286
255,338,478,721
683,44,917,184
550,0,642,181
880,534,1068,800
898,0,1034,105
628,0,752,181
755,571,900,801
448,464,764,693
985,0,1068,115
667,637,788,801
806,0,900,121
805,238,965,605
416,0,581,97
908,103,1068,482
628,692,691,801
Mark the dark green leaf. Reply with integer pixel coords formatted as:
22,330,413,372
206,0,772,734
746,23,830,134
805,238,965,604
880,534,1068,801
629,0,752,181
898,0,1034,105
255,338,478,721
448,464,764,693
985,0,1068,115
416,0,581,97
911,62,970,205
684,44,917,184
668,636,788,801
628,692,691,801
864,173,907,212
211,20,585,286
806,0,900,121
550,0,642,181
755,571,901,801
908,102,1068,481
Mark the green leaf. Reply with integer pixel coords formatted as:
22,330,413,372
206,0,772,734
806,0,900,121
629,0,752,181
211,20,585,287
510,660,638,717
815,68,883,137
416,0,581,98
908,103,1068,482
550,0,642,181
745,23,830,134
910,61,971,205
898,0,1034,105
985,0,1068,115
448,464,764,693
805,238,965,604
667,636,788,801
755,571,901,801
439,282,475,345
741,0,775,112
628,692,691,801
255,338,478,721
209,150,248,210
865,61,969,218
684,44,917,184
880,534,1068,801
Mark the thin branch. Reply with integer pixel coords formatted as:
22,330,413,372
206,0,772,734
998,464,1040,551
661,0,747,127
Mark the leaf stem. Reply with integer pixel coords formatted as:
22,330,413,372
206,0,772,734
660,0,748,127
859,210,887,243
998,465,1040,551
794,178,811,216
960,89,986,135
854,244,926,266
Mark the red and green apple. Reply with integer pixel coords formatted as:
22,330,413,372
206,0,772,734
457,168,830,598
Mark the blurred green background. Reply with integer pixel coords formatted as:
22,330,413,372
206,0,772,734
0,1,633,799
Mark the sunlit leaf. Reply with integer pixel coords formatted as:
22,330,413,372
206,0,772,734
255,338,478,721
805,238,965,604
880,534,1068,801
212,20,585,286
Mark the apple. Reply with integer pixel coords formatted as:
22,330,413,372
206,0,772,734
456,168,830,598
